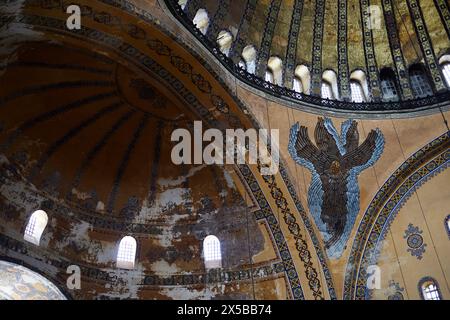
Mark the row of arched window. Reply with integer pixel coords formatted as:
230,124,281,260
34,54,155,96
185,5,450,103
23,210,223,270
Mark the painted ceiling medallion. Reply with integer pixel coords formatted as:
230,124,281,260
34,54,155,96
288,117,385,258
404,223,427,260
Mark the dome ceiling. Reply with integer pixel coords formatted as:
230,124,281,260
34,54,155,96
0,41,243,223
166,0,450,111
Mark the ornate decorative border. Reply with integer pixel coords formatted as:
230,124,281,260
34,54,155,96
360,0,381,101
338,0,350,100
310,0,326,96
343,131,450,299
283,0,304,88
229,0,258,64
433,0,450,38
381,0,414,100
255,0,282,78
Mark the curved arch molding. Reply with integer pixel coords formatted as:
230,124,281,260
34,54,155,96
0,0,336,299
343,131,450,300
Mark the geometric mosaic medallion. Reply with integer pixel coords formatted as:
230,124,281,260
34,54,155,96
403,223,427,260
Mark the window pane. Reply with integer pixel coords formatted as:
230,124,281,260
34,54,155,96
293,78,303,93
410,69,433,98
117,236,137,269
321,83,333,99
204,235,222,269
265,71,274,83
442,63,450,88
381,78,398,101
350,81,365,102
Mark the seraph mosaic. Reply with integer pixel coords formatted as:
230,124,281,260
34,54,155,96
288,118,385,258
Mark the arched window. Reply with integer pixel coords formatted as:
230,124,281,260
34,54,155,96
409,64,433,98
242,45,257,74
442,63,450,88
217,30,233,56
350,81,365,102
265,70,274,83
322,70,339,100
445,215,450,238
117,236,137,269
419,277,442,300
193,9,209,35
439,55,450,88
293,77,303,93
380,67,399,102
24,210,48,245
203,235,222,269
294,65,311,94
267,56,283,86
321,81,333,99
350,70,369,102
178,0,187,10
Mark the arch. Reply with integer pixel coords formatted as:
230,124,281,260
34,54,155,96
217,30,233,56
0,260,67,300
380,67,399,102
193,9,209,35
322,70,339,99
267,56,283,86
439,54,450,88
343,132,450,299
203,235,222,269
350,70,369,102
409,64,433,98
117,236,137,269
242,45,257,74
24,210,48,245
294,65,311,94
419,277,442,300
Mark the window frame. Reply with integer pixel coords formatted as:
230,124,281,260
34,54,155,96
116,236,137,270
203,235,222,269
418,277,442,300
24,210,48,246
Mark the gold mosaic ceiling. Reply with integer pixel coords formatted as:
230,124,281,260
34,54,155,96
167,0,450,103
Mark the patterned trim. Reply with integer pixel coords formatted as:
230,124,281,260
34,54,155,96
277,160,337,299
433,0,450,38
338,0,351,100
283,0,304,88
229,0,258,64
360,0,381,101
418,276,442,300
343,131,450,299
310,0,326,96
205,0,230,41
237,164,305,300
380,0,414,100
258,165,324,299
255,0,282,78
407,0,446,92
